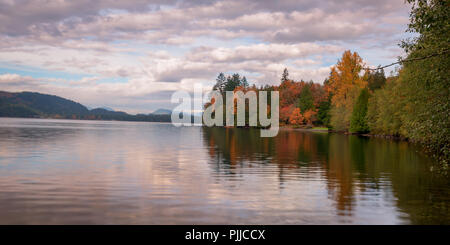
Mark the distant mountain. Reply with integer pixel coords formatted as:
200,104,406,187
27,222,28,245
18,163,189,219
97,106,115,111
0,91,89,117
86,106,114,111
152,108,172,115
90,108,127,116
0,91,171,122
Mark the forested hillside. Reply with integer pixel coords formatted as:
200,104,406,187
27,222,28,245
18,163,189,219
0,91,171,122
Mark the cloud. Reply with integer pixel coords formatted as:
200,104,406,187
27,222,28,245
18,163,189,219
0,0,412,113
0,73,186,112
0,73,40,87
186,43,342,63
0,0,173,35
0,0,409,45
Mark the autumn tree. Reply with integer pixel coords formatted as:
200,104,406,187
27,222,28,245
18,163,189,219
289,108,304,126
280,105,294,124
303,109,317,126
278,80,303,108
328,50,368,131
206,71,332,128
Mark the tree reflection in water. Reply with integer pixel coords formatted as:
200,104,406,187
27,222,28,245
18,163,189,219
202,127,450,224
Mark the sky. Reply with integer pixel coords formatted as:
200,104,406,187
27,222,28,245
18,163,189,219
0,0,413,114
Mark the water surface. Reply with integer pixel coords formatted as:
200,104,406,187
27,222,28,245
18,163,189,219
0,118,448,224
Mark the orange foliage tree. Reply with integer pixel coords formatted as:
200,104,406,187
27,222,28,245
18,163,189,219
278,80,304,108
280,104,295,124
289,108,304,125
204,69,333,128
327,50,368,130
303,109,317,125
327,50,367,105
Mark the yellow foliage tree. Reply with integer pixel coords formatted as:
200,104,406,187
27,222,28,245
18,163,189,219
327,50,367,131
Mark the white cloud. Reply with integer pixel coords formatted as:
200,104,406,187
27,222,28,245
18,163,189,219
0,0,412,113
186,43,342,63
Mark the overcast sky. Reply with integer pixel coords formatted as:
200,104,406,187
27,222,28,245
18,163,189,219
0,0,412,113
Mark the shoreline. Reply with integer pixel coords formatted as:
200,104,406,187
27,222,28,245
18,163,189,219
0,116,409,141
0,116,172,124
279,125,408,141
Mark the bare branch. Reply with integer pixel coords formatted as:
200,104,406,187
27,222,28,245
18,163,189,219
364,48,449,71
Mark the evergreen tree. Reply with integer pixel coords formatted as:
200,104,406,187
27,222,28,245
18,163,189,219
242,76,249,88
317,94,331,127
367,68,386,91
281,68,289,83
224,73,242,91
213,73,226,93
350,88,370,133
297,85,314,112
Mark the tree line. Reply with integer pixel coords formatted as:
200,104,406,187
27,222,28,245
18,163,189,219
207,0,448,165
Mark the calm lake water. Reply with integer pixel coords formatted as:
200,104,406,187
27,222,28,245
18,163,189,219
0,118,448,224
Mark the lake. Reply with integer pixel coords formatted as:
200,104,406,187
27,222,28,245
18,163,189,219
0,118,448,224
